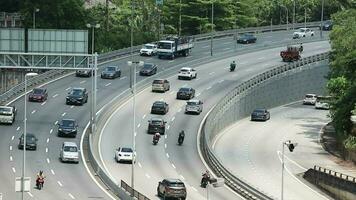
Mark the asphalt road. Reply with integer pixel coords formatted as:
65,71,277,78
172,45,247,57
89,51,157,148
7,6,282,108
99,40,331,200
213,102,356,200
0,30,328,200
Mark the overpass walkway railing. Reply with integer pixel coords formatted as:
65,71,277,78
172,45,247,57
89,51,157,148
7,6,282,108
200,52,330,200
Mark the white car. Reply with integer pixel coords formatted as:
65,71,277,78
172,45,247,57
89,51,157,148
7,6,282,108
185,99,203,114
303,94,317,105
140,43,157,56
60,142,80,163
178,67,197,80
115,147,133,163
293,28,315,39
315,95,332,110
0,106,16,125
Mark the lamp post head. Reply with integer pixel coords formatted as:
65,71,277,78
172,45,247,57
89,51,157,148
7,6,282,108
86,23,100,29
35,8,40,12
25,72,38,77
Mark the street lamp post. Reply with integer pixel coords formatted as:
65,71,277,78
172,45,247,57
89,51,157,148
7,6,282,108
22,72,38,200
281,6,289,30
293,0,295,30
179,0,182,36
127,60,144,197
210,1,214,56
320,0,324,38
304,8,307,28
281,140,297,200
86,23,100,134
33,8,39,29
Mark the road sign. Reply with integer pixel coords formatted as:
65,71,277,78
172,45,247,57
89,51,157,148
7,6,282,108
156,0,163,5
15,177,31,192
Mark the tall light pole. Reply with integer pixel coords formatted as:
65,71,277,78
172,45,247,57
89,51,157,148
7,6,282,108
179,0,182,36
33,8,39,29
281,140,297,200
292,0,295,30
22,72,38,200
86,23,100,134
210,1,214,56
304,8,307,28
281,5,289,30
320,0,324,38
127,61,143,196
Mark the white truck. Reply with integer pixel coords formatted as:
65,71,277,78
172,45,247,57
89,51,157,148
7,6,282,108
157,36,194,59
0,106,16,125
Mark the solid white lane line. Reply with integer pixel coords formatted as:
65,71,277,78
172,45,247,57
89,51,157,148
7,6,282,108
50,129,53,134
171,164,176,169
80,80,86,84
138,162,142,168
120,76,127,80
11,135,14,140
166,153,170,158
46,138,50,143
46,158,50,164
164,144,167,148
41,101,46,106
57,181,63,187
12,167,16,173
31,110,36,114
51,169,55,175
52,94,58,98
142,114,146,119
45,148,48,153
145,173,151,178
9,146,12,151
16,126,20,131
10,156,13,161
62,112,66,117
65,87,71,91
137,124,141,128
105,83,112,87
171,117,175,122
68,193,75,199
55,121,58,125
27,192,33,197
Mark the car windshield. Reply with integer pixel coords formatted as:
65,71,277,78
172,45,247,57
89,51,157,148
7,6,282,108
158,42,171,49
180,69,189,72
33,89,44,94
299,29,306,32
121,148,133,153
64,146,77,152
0,107,12,115
21,135,36,141
70,89,83,96
143,64,153,69
305,95,315,98
144,45,153,49
106,67,116,71
154,102,165,106
151,120,163,125
179,88,190,92
168,182,185,187
254,109,265,113
153,80,164,84
62,120,75,127
187,101,198,105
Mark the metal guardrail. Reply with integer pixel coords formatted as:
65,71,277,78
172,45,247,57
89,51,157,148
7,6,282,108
200,52,330,200
313,166,356,183
121,180,150,200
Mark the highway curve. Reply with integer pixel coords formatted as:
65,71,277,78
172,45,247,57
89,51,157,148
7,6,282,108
0,30,307,200
99,40,330,199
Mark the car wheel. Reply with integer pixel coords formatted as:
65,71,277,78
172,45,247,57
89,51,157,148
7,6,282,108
311,33,314,36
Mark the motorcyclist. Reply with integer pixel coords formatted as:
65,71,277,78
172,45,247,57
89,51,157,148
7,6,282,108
299,43,303,52
36,170,45,188
230,60,237,71
201,170,210,186
178,130,185,144
153,132,161,142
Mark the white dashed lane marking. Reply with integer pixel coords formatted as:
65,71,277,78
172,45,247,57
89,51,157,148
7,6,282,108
10,156,13,161
166,153,170,158
168,60,175,63
138,162,142,168
41,101,46,106
51,169,55,175
45,148,48,153
46,138,50,143
68,193,75,199
258,57,265,60
27,192,33,197
209,72,215,75
137,124,141,128
169,91,175,95
145,173,151,178
165,144,167,148
62,112,66,117
65,87,71,91
120,76,127,80
167,125,170,130
50,129,53,134
46,158,50,164
171,164,176,169
52,94,58,98
171,117,175,122
142,114,146,119
191,187,198,192
57,181,63,187
12,167,16,173
202,45,209,48
9,146,12,151
70,105,74,109
80,80,86,84
206,86,212,90
223,48,231,50
55,121,58,125
31,110,36,114
11,135,14,140
105,83,112,87
16,126,20,131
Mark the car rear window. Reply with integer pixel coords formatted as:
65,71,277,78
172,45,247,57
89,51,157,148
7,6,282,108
33,89,44,94
154,102,165,106
64,146,78,152
187,101,198,105
153,80,164,84
70,89,83,96
62,120,75,127
305,95,315,98
0,107,12,113
168,182,185,187
180,69,189,72
151,120,163,125
106,66,116,71
121,148,133,153
179,88,190,92
143,64,153,69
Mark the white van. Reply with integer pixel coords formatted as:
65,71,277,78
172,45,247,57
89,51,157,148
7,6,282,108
0,106,16,125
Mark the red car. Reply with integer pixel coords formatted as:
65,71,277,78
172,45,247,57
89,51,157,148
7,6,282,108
28,88,48,102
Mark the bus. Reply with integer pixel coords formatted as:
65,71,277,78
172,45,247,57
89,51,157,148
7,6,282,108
315,95,332,110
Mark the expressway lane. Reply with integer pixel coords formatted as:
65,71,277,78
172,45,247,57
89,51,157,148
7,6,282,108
213,101,356,200
99,41,330,199
0,30,305,199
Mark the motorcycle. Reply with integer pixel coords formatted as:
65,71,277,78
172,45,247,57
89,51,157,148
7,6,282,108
230,63,236,72
178,136,184,145
36,178,44,190
153,136,159,145
200,176,209,188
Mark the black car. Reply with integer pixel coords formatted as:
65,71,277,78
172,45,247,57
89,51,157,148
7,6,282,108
147,118,166,134
101,66,121,79
151,101,169,115
157,179,187,200
57,119,78,137
237,33,257,44
176,87,195,100
139,63,157,76
75,70,93,77
28,88,48,102
322,20,333,31
66,88,88,105
251,108,270,121
18,133,38,150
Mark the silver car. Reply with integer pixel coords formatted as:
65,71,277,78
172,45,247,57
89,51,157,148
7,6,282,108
60,142,80,163
152,79,170,92
185,99,203,114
